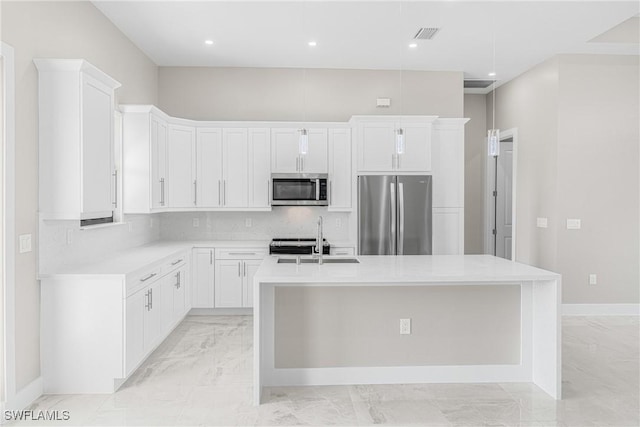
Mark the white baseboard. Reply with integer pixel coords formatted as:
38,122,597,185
562,304,640,316
188,308,253,316
0,376,43,419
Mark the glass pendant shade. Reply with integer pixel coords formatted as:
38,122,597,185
487,129,500,156
299,128,308,155
395,128,405,154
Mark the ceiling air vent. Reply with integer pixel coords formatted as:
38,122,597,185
414,28,440,40
464,80,495,89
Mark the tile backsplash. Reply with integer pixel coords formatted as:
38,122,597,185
160,207,352,242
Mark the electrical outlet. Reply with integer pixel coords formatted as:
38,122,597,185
400,318,411,335
536,217,548,228
245,218,252,228
193,218,200,228
19,234,32,253
336,218,342,228
589,274,597,285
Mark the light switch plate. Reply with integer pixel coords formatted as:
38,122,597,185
567,219,581,229
589,274,597,285
400,318,411,335
19,234,32,253
536,217,548,228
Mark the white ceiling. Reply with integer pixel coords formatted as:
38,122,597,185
93,1,639,91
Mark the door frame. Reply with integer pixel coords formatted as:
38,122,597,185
484,128,518,260
1,41,16,410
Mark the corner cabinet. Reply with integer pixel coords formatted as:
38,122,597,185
35,59,121,221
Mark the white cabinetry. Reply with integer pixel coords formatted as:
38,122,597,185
249,129,272,208
271,128,328,173
328,128,352,210
41,249,190,393
214,248,267,308
35,59,121,221
192,248,215,308
223,129,249,207
122,106,169,213
196,128,223,208
167,125,196,208
353,116,436,173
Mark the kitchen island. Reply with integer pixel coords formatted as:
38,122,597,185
253,255,561,405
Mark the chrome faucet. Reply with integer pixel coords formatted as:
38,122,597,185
315,216,324,265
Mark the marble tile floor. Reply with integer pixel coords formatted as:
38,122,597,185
12,315,639,427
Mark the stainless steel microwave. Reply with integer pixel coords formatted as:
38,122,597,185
270,173,329,206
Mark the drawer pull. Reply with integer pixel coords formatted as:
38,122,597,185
140,273,157,282
228,252,257,256
171,259,183,266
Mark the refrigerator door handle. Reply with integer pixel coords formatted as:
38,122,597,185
398,182,405,255
390,183,397,254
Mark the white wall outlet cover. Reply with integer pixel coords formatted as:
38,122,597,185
336,218,342,228
566,219,581,229
376,97,391,107
536,217,548,228
589,274,597,285
19,234,32,253
400,318,411,335
245,218,252,227
193,218,200,227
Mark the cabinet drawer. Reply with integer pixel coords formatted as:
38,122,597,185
161,253,188,274
330,247,355,256
215,248,267,260
127,266,162,297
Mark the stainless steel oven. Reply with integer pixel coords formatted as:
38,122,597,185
270,173,328,206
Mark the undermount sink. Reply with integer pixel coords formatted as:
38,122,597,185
277,257,360,264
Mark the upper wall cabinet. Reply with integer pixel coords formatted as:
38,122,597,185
431,119,468,208
122,106,170,214
352,116,437,173
328,128,352,211
167,124,197,208
271,128,328,173
35,59,121,221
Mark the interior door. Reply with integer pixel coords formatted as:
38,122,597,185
495,142,514,259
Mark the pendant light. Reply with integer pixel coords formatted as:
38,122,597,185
299,128,308,155
395,128,405,154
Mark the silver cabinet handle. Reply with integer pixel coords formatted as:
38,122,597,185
218,180,221,206
390,182,397,254
267,180,271,205
238,261,241,277
300,156,304,171
140,273,157,282
244,262,247,277
194,180,197,205
398,182,405,255
145,290,150,311
112,170,118,207
171,259,183,266
296,156,299,171
228,252,256,255
175,271,181,288
160,178,165,206
329,180,332,205
149,288,153,310
223,180,226,206
210,250,213,265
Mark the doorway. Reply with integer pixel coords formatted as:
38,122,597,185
485,129,517,260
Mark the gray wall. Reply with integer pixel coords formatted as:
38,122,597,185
275,285,521,368
158,67,463,121
1,1,158,391
490,54,639,304
463,94,487,254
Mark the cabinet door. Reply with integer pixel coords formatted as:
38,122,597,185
197,128,223,207
243,260,262,308
358,122,395,172
328,129,352,209
432,208,464,255
249,128,271,208
222,129,249,207
431,126,464,208
125,288,145,376
215,260,243,308
81,74,115,217
192,249,215,308
300,129,328,173
151,115,168,209
398,122,432,172
271,128,299,173
172,268,186,322
167,125,196,208
143,281,163,352
159,274,174,334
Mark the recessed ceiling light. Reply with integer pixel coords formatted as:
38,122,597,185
205,40,214,45
308,41,317,47
409,43,418,48
488,72,496,77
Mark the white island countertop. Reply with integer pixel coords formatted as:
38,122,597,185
255,254,560,284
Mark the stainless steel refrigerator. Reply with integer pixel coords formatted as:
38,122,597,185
358,175,432,255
